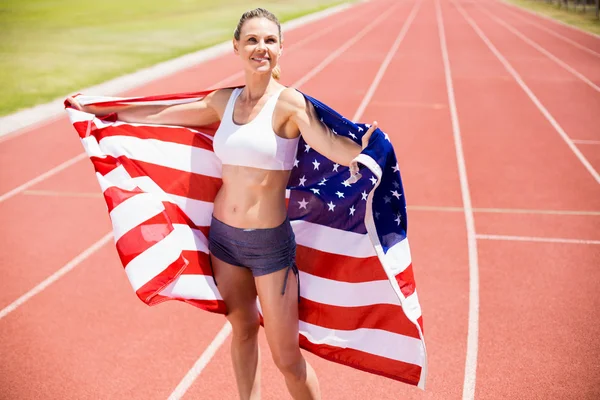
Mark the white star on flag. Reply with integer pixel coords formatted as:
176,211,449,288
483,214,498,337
310,188,320,195
361,191,368,201
298,175,307,186
384,196,391,204
327,201,336,211
312,159,320,170
332,128,338,135
298,198,308,209
349,205,355,216
305,144,311,153
333,163,339,172
294,159,299,168
342,180,351,187
318,178,327,186
375,211,380,219
370,176,377,185
391,190,402,199
384,132,390,142
335,191,345,198
392,181,400,189
395,213,402,225
357,126,364,132
349,132,357,139
392,163,399,172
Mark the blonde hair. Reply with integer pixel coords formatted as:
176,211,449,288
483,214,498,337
234,8,282,80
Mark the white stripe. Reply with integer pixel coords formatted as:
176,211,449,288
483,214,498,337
292,3,400,89
98,168,215,228
352,0,421,121
110,193,165,241
125,224,209,291
299,320,425,367
437,2,480,399
159,274,222,301
477,5,600,93
476,234,600,245
0,232,113,320
384,238,412,275
497,2,600,58
455,1,600,185
572,139,600,145
97,135,222,178
166,321,232,400
292,220,376,258
300,272,402,307
0,152,87,204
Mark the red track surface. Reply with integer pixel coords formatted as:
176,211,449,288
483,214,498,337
1,0,599,399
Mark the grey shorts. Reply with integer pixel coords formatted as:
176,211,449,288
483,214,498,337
208,215,299,298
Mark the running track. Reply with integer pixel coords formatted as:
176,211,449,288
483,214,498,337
1,0,599,398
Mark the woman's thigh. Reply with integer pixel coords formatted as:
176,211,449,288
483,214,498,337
211,254,260,330
254,268,300,360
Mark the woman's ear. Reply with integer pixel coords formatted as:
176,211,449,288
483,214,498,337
232,39,238,55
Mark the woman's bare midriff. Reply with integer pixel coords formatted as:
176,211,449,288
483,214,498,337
212,164,292,229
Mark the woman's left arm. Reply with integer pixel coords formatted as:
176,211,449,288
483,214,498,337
288,91,377,176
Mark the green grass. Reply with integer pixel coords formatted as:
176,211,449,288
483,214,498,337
0,0,348,116
504,0,600,35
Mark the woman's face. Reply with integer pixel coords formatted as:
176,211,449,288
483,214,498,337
234,17,282,76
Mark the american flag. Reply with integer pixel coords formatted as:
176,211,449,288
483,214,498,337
65,89,427,388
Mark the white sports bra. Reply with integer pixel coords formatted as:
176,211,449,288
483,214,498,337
213,87,300,170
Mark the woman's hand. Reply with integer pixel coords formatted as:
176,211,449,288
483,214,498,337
348,121,378,183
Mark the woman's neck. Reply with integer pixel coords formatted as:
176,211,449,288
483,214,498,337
242,72,277,102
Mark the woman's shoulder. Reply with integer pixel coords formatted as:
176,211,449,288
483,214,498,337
205,87,236,111
279,87,307,113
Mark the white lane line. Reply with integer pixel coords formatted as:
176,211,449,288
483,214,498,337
291,2,401,89
477,234,600,245
496,0,600,40
408,205,600,216
0,3,357,139
496,2,600,58
454,1,600,185
352,0,421,121
0,232,113,321
166,321,232,400
0,152,87,203
167,3,409,396
573,139,600,145
23,190,103,198
436,1,480,399
476,5,600,93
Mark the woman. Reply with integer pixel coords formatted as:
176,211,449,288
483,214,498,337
68,8,377,400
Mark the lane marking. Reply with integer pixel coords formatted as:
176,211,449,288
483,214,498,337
408,205,600,216
292,2,402,89
0,3,357,139
0,153,87,203
573,139,600,145
23,190,103,198
436,1,480,399
476,234,600,245
352,0,421,121
166,321,233,400
476,5,600,93
0,232,113,321
496,0,600,40
454,1,600,185
495,2,600,58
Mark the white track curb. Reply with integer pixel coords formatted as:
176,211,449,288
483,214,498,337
0,2,356,139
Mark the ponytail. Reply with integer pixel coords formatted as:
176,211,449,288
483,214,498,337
272,64,281,80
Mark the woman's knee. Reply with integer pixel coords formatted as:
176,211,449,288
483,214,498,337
272,349,306,381
228,311,260,341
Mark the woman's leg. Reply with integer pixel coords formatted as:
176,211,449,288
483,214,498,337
255,268,321,400
211,254,261,400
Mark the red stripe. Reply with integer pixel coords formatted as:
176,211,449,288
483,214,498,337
146,294,227,314
299,298,421,339
299,336,421,386
135,256,188,303
91,155,121,176
396,263,416,298
104,186,143,212
120,158,222,203
94,124,216,151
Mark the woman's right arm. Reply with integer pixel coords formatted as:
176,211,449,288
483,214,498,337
66,89,225,127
